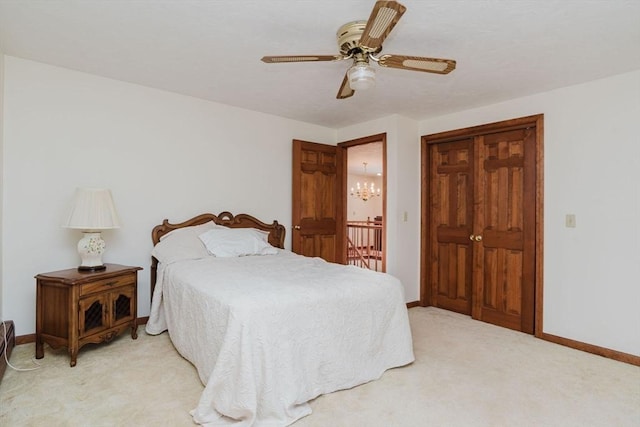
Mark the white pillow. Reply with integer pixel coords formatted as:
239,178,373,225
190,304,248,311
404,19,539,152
152,221,224,263
198,228,278,257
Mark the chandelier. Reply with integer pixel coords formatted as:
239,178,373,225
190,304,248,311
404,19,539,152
351,162,380,202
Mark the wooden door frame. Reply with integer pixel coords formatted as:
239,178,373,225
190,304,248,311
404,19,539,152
338,133,387,270
420,115,544,336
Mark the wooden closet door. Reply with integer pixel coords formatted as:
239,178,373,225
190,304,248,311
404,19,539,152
423,116,540,334
428,138,474,315
472,128,536,333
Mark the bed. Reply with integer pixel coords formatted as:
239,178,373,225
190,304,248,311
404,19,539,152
146,211,414,427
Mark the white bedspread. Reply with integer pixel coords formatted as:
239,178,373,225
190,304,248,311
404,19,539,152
146,250,414,426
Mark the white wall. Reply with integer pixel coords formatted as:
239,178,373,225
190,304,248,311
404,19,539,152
420,70,640,356
338,115,421,302
2,56,335,335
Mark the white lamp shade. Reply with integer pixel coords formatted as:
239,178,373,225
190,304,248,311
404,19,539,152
64,188,121,230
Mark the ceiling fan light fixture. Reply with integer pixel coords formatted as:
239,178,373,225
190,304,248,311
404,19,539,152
261,1,456,99
348,62,376,91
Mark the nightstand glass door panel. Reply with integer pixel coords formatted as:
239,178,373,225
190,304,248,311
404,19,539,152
112,287,135,327
79,294,109,337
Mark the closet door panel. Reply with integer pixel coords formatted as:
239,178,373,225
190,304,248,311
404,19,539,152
429,139,474,314
473,129,535,333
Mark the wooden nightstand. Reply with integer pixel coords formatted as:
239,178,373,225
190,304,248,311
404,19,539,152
35,264,142,367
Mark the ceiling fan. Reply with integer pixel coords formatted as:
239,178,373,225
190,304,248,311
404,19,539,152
261,0,456,99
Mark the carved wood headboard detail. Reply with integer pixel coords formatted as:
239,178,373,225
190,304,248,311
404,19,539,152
150,211,286,298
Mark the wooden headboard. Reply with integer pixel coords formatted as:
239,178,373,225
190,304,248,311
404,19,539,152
150,211,286,296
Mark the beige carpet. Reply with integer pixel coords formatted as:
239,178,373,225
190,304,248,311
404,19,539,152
1,307,638,426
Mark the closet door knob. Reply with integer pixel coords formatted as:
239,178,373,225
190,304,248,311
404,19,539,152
469,234,475,241
474,235,483,242
294,225,301,230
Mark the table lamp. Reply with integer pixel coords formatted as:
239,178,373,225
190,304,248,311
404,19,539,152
64,188,121,271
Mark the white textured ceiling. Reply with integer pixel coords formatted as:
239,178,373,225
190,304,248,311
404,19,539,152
0,0,639,129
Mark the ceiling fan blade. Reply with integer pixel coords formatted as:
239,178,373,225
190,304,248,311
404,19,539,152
337,72,355,99
261,55,344,63
377,54,456,74
359,1,407,52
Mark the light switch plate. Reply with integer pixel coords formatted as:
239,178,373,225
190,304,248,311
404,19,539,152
565,214,576,228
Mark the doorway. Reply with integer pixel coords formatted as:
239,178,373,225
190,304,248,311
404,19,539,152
339,134,387,272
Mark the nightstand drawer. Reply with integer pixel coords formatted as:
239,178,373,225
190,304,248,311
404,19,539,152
80,274,135,296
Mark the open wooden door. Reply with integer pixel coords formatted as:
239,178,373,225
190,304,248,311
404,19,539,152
292,140,345,263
